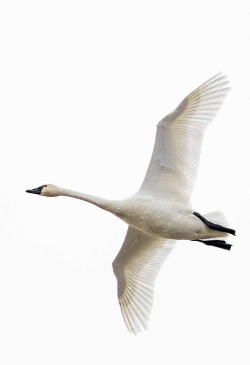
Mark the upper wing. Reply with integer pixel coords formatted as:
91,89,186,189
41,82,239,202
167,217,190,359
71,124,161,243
112,226,175,334
139,73,230,203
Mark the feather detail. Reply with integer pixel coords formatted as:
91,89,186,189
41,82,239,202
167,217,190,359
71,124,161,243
139,73,230,202
113,226,175,334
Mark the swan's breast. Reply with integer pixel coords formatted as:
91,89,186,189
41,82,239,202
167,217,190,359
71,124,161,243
114,196,192,239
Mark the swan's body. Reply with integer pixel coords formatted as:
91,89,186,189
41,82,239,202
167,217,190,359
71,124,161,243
27,74,235,334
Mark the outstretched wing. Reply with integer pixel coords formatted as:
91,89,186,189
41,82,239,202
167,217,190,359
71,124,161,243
112,226,175,334
139,73,230,203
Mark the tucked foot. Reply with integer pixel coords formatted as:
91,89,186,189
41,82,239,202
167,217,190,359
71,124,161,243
192,239,232,251
193,211,236,236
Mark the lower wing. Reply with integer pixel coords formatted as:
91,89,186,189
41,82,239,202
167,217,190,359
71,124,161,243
112,226,175,334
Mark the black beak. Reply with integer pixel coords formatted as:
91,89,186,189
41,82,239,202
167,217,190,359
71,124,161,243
26,185,45,195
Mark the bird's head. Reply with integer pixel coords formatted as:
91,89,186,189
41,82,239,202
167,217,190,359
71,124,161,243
26,184,60,197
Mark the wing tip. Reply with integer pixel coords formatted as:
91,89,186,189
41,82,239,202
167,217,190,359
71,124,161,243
194,72,230,93
119,291,151,334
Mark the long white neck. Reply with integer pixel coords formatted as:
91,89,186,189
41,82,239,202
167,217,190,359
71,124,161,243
54,186,120,215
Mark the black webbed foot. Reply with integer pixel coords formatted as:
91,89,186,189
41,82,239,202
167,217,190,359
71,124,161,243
193,212,236,236
192,239,232,251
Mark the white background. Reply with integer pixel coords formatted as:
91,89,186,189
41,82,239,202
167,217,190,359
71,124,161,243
0,1,250,364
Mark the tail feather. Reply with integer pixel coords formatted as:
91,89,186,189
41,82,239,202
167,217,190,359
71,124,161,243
203,211,228,228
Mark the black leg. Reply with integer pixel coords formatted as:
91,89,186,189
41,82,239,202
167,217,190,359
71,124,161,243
193,212,236,236
193,239,232,251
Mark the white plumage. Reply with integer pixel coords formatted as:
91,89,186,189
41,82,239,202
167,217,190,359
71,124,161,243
112,227,175,333
27,73,234,335
140,73,230,202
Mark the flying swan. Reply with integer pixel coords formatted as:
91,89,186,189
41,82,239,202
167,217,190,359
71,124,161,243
27,73,235,334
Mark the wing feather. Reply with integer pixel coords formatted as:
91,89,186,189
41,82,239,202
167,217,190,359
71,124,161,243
112,226,175,334
139,73,230,202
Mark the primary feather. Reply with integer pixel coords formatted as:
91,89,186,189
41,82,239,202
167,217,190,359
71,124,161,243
112,227,175,334
140,73,230,202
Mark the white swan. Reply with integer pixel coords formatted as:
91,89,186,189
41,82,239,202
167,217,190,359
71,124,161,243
26,73,235,334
